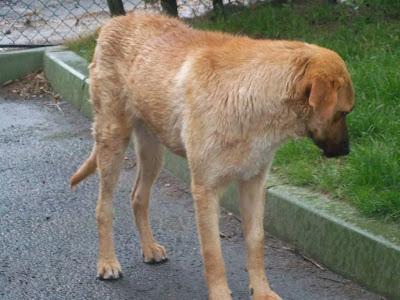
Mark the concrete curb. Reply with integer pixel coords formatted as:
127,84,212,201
0,48,46,85
43,50,92,119
10,48,400,299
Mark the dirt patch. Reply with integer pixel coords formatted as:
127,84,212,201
2,71,60,102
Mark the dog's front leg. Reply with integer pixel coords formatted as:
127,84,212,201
239,172,282,300
191,183,232,300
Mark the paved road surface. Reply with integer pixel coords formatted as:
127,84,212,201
0,92,382,299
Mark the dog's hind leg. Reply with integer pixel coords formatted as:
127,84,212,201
131,121,167,264
94,114,133,280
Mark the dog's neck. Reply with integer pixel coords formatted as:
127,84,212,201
178,41,313,144
210,57,310,143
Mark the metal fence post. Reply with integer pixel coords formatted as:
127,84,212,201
161,0,178,16
107,0,126,16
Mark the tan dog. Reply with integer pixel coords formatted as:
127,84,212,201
71,12,354,300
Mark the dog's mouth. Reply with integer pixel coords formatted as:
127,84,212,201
322,147,350,158
309,132,350,158
315,140,350,158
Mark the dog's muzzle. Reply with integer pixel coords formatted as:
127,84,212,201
316,139,350,158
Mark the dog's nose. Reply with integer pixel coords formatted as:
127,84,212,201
323,145,350,158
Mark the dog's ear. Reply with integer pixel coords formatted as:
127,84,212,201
308,78,337,121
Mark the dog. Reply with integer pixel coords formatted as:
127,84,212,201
71,12,354,300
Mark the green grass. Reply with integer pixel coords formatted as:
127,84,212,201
67,1,400,222
66,34,97,62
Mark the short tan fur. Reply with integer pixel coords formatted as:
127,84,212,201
71,12,354,300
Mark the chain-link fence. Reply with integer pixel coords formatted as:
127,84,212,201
0,0,245,48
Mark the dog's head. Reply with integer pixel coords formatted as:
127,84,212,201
298,48,355,158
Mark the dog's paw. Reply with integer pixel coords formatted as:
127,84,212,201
209,287,232,300
142,242,168,264
97,258,122,280
252,289,282,300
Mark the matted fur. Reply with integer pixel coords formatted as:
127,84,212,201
71,12,354,300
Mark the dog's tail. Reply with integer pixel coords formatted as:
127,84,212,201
70,144,97,190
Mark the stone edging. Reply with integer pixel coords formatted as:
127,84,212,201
0,47,45,85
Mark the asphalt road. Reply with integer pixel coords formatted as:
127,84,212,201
0,92,382,300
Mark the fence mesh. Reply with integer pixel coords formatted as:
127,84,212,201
0,0,240,48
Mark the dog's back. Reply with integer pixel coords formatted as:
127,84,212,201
91,13,237,156
94,13,188,65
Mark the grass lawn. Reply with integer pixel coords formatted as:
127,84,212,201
66,1,400,222
67,34,97,63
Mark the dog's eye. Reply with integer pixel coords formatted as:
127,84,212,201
341,111,349,117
